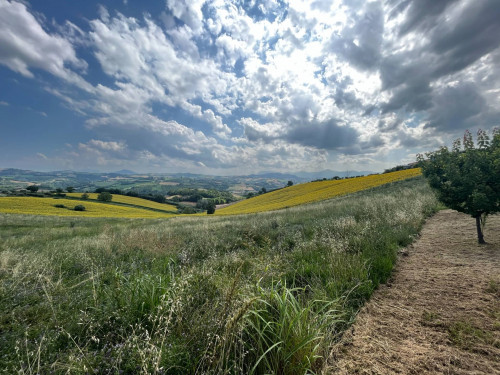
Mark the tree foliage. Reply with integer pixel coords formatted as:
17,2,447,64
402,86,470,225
418,129,500,243
97,191,113,202
206,201,216,214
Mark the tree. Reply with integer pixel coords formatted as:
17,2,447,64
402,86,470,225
81,193,89,200
26,185,39,192
287,180,293,187
206,201,216,215
97,191,112,202
66,186,75,193
418,129,500,244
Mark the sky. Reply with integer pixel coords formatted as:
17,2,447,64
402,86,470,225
0,0,499,175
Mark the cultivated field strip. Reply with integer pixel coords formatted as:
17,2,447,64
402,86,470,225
0,197,176,218
216,168,422,215
66,192,178,212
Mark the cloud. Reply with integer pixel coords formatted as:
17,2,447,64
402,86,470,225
242,117,360,151
328,1,384,71
378,0,500,135
165,0,206,35
425,82,487,131
87,139,127,152
0,0,88,86
2,0,499,173
392,0,459,36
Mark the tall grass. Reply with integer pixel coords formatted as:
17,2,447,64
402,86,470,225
0,177,438,374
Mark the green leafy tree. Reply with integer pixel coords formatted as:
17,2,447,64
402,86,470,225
206,201,216,215
287,180,293,187
81,193,89,200
97,191,112,202
26,185,39,192
418,129,500,244
66,186,75,193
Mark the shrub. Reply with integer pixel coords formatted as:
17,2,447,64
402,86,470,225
207,201,216,214
26,185,39,192
54,204,66,208
74,205,86,211
81,193,89,200
97,192,112,202
180,206,197,214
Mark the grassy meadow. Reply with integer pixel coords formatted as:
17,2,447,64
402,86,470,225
0,177,438,374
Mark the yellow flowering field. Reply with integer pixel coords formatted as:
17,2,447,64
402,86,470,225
66,193,177,212
0,197,176,218
216,168,422,215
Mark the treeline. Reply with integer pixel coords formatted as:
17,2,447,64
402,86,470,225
93,187,237,213
383,163,418,174
94,187,167,204
311,175,364,182
167,188,236,204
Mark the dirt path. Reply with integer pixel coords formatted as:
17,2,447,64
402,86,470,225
329,210,500,375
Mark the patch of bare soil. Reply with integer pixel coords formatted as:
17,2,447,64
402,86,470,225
329,210,500,375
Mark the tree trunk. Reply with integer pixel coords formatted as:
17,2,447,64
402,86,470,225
475,216,486,244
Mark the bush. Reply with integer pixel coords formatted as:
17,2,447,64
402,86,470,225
180,206,197,214
81,193,89,200
95,188,122,194
97,192,112,202
207,201,216,214
26,185,39,192
74,205,86,211
54,204,66,208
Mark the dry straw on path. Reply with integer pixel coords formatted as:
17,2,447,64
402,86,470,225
329,210,500,374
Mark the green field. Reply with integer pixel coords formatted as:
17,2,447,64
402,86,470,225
0,177,438,374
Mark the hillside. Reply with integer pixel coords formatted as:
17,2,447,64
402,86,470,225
216,168,421,215
0,178,438,373
0,170,421,218
65,193,178,212
0,197,176,218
